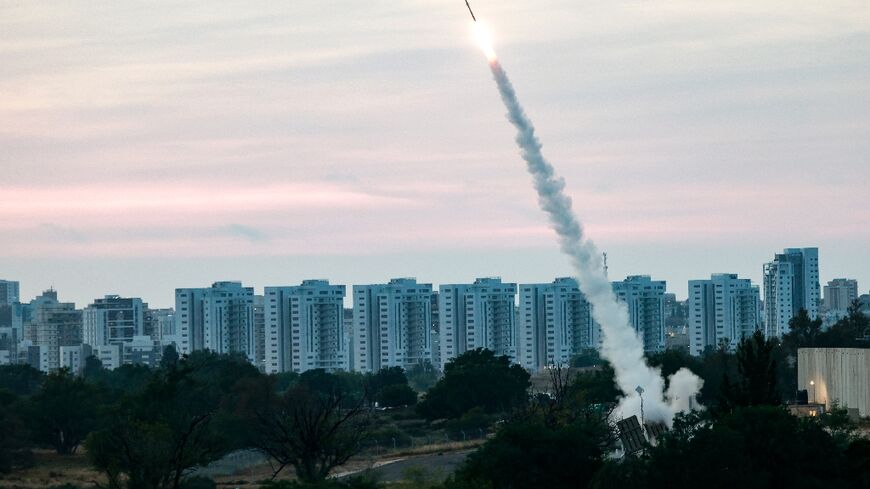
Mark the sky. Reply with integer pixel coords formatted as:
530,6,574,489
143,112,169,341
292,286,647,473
1,0,868,308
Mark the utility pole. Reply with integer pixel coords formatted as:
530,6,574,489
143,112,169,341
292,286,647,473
636,385,645,427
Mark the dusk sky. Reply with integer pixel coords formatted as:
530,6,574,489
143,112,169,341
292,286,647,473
2,0,868,308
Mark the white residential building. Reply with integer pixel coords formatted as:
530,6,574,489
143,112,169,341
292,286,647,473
93,344,122,370
439,278,518,370
264,280,347,374
60,344,93,375
252,295,266,372
343,308,354,371
518,278,595,372
612,275,667,353
175,282,255,361
82,296,145,347
688,274,762,356
0,280,20,306
763,247,821,337
353,278,433,373
144,308,175,341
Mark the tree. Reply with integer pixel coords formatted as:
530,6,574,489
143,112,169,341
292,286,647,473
245,380,371,482
447,414,609,489
569,348,602,368
639,407,849,489
375,384,417,408
26,369,105,454
0,364,43,396
85,358,243,489
82,355,105,381
405,361,439,393
416,349,530,420
819,301,870,347
782,308,823,353
646,349,703,389
366,367,407,394
446,368,613,489
566,364,620,406
719,331,780,410
365,367,416,407
0,389,33,474
160,344,180,370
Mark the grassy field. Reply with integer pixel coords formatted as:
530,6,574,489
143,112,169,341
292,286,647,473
0,440,480,489
0,450,103,489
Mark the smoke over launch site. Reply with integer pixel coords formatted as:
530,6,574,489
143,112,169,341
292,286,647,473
475,24,703,424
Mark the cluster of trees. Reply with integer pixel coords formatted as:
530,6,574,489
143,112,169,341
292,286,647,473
784,303,870,351
0,348,433,489
442,330,870,489
1,304,868,489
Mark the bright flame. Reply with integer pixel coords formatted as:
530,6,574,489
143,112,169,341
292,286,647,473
473,22,497,62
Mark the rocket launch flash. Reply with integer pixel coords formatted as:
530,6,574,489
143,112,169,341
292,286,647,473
465,0,477,21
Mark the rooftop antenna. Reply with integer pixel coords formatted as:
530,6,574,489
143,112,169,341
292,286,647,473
603,253,609,279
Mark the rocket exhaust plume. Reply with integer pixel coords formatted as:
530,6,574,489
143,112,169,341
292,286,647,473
475,25,703,425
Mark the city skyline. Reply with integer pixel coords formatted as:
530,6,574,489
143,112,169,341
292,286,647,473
2,1,868,308
0,250,870,309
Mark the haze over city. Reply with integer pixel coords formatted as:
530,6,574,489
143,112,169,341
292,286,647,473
2,0,868,308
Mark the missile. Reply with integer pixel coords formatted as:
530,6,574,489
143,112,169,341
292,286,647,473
465,0,477,21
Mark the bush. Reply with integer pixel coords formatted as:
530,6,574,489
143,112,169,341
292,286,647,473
259,473,382,489
376,384,417,408
180,476,216,489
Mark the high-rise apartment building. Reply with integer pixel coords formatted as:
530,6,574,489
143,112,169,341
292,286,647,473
430,292,440,368
353,278,432,373
175,282,255,361
823,279,859,324
343,308,354,371
145,308,176,346
0,280,20,306
763,247,820,337
439,278,518,370
252,295,266,372
27,289,82,372
82,295,145,347
518,278,594,371
264,280,347,374
612,275,667,353
688,274,761,356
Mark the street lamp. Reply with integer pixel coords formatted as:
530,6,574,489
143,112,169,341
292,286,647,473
810,380,815,404
636,386,645,426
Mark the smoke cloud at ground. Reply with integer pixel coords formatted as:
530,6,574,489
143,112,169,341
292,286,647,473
487,59,702,424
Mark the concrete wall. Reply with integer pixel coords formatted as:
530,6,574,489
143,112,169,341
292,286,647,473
798,348,870,416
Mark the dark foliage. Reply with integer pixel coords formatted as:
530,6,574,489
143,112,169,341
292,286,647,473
569,348,602,368
405,361,439,393
635,407,856,489
0,389,33,473
160,344,180,370
719,331,780,410
26,369,106,454
0,364,43,396
85,353,255,489
417,349,530,420
243,378,371,482
447,415,608,489
445,365,614,489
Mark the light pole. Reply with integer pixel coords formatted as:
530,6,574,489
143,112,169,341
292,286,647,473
810,380,815,404
636,385,645,426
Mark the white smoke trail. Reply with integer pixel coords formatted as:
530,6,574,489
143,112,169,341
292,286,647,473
487,60,702,424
